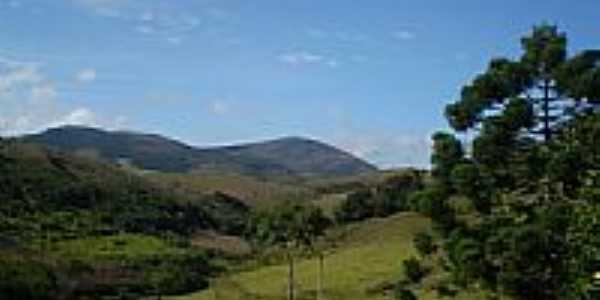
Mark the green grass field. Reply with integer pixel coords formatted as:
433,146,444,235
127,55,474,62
169,213,482,300
48,233,182,263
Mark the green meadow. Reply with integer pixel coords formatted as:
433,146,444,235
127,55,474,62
170,213,482,300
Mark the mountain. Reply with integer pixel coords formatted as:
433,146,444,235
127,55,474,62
220,137,376,176
22,126,377,177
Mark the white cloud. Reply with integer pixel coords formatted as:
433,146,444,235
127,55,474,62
393,30,416,41
75,68,97,84
335,133,432,169
0,58,126,136
140,11,154,22
135,25,155,34
132,14,198,44
279,52,324,66
279,52,343,69
72,1,236,46
48,108,128,130
327,59,340,68
209,100,229,116
0,65,42,93
47,108,98,128
31,83,57,100
166,36,183,45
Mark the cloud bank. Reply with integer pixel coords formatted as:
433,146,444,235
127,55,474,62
0,57,125,136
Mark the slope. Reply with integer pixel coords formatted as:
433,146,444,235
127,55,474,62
169,213,484,300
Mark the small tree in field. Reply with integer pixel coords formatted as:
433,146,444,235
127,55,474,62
394,287,417,300
246,203,330,300
413,231,434,257
403,257,425,284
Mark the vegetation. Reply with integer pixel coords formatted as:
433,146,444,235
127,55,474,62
2,21,598,300
402,257,426,284
422,24,600,300
168,213,468,300
334,171,424,224
0,140,247,298
394,288,417,300
412,232,434,257
147,172,316,207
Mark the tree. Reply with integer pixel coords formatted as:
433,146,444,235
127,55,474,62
0,258,57,300
402,257,426,284
430,24,600,300
451,161,492,213
334,189,374,223
394,287,417,300
431,132,464,190
245,203,330,300
413,231,434,257
444,24,600,189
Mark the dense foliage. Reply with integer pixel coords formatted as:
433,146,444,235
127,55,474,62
245,202,331,249
424,24,600,300
0,140,247,298
334,171,424,223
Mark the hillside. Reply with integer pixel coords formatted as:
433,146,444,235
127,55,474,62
0,139,251,298
220,137,376,176
0,139,250,238
169,213,483,300
22,126,377,177
147,172,317,207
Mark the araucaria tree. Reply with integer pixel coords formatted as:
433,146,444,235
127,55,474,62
427,24,600,300
444,24,600,190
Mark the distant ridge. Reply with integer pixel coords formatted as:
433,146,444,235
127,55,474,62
22,126,377,177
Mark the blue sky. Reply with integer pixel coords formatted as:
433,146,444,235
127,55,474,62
0,0,598,168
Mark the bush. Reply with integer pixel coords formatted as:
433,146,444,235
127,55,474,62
142,251,215,295
334,173,424,224
434,281,458,297
413,231,434,257
334,189,374,224
0,257,57,300
394,286,417,300
246,202,331,248
402,257,425,284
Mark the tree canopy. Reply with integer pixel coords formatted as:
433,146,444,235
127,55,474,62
426,24,600,300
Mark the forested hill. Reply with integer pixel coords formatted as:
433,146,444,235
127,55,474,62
22,126,377,177
0,139,250,238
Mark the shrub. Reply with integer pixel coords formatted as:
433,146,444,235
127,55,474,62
334,189,374,224
402,257,425,284
0,257,57,300
413,231,434,257
394,286,417,300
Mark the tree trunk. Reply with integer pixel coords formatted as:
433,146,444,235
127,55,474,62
317,253,324,300
288,252,295,300
543,78,551,143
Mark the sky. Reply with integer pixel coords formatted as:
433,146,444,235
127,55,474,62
0,0,598,168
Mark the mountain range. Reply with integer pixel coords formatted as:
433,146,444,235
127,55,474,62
22,126,377,177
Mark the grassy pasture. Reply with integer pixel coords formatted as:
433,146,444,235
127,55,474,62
169,213,483,300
